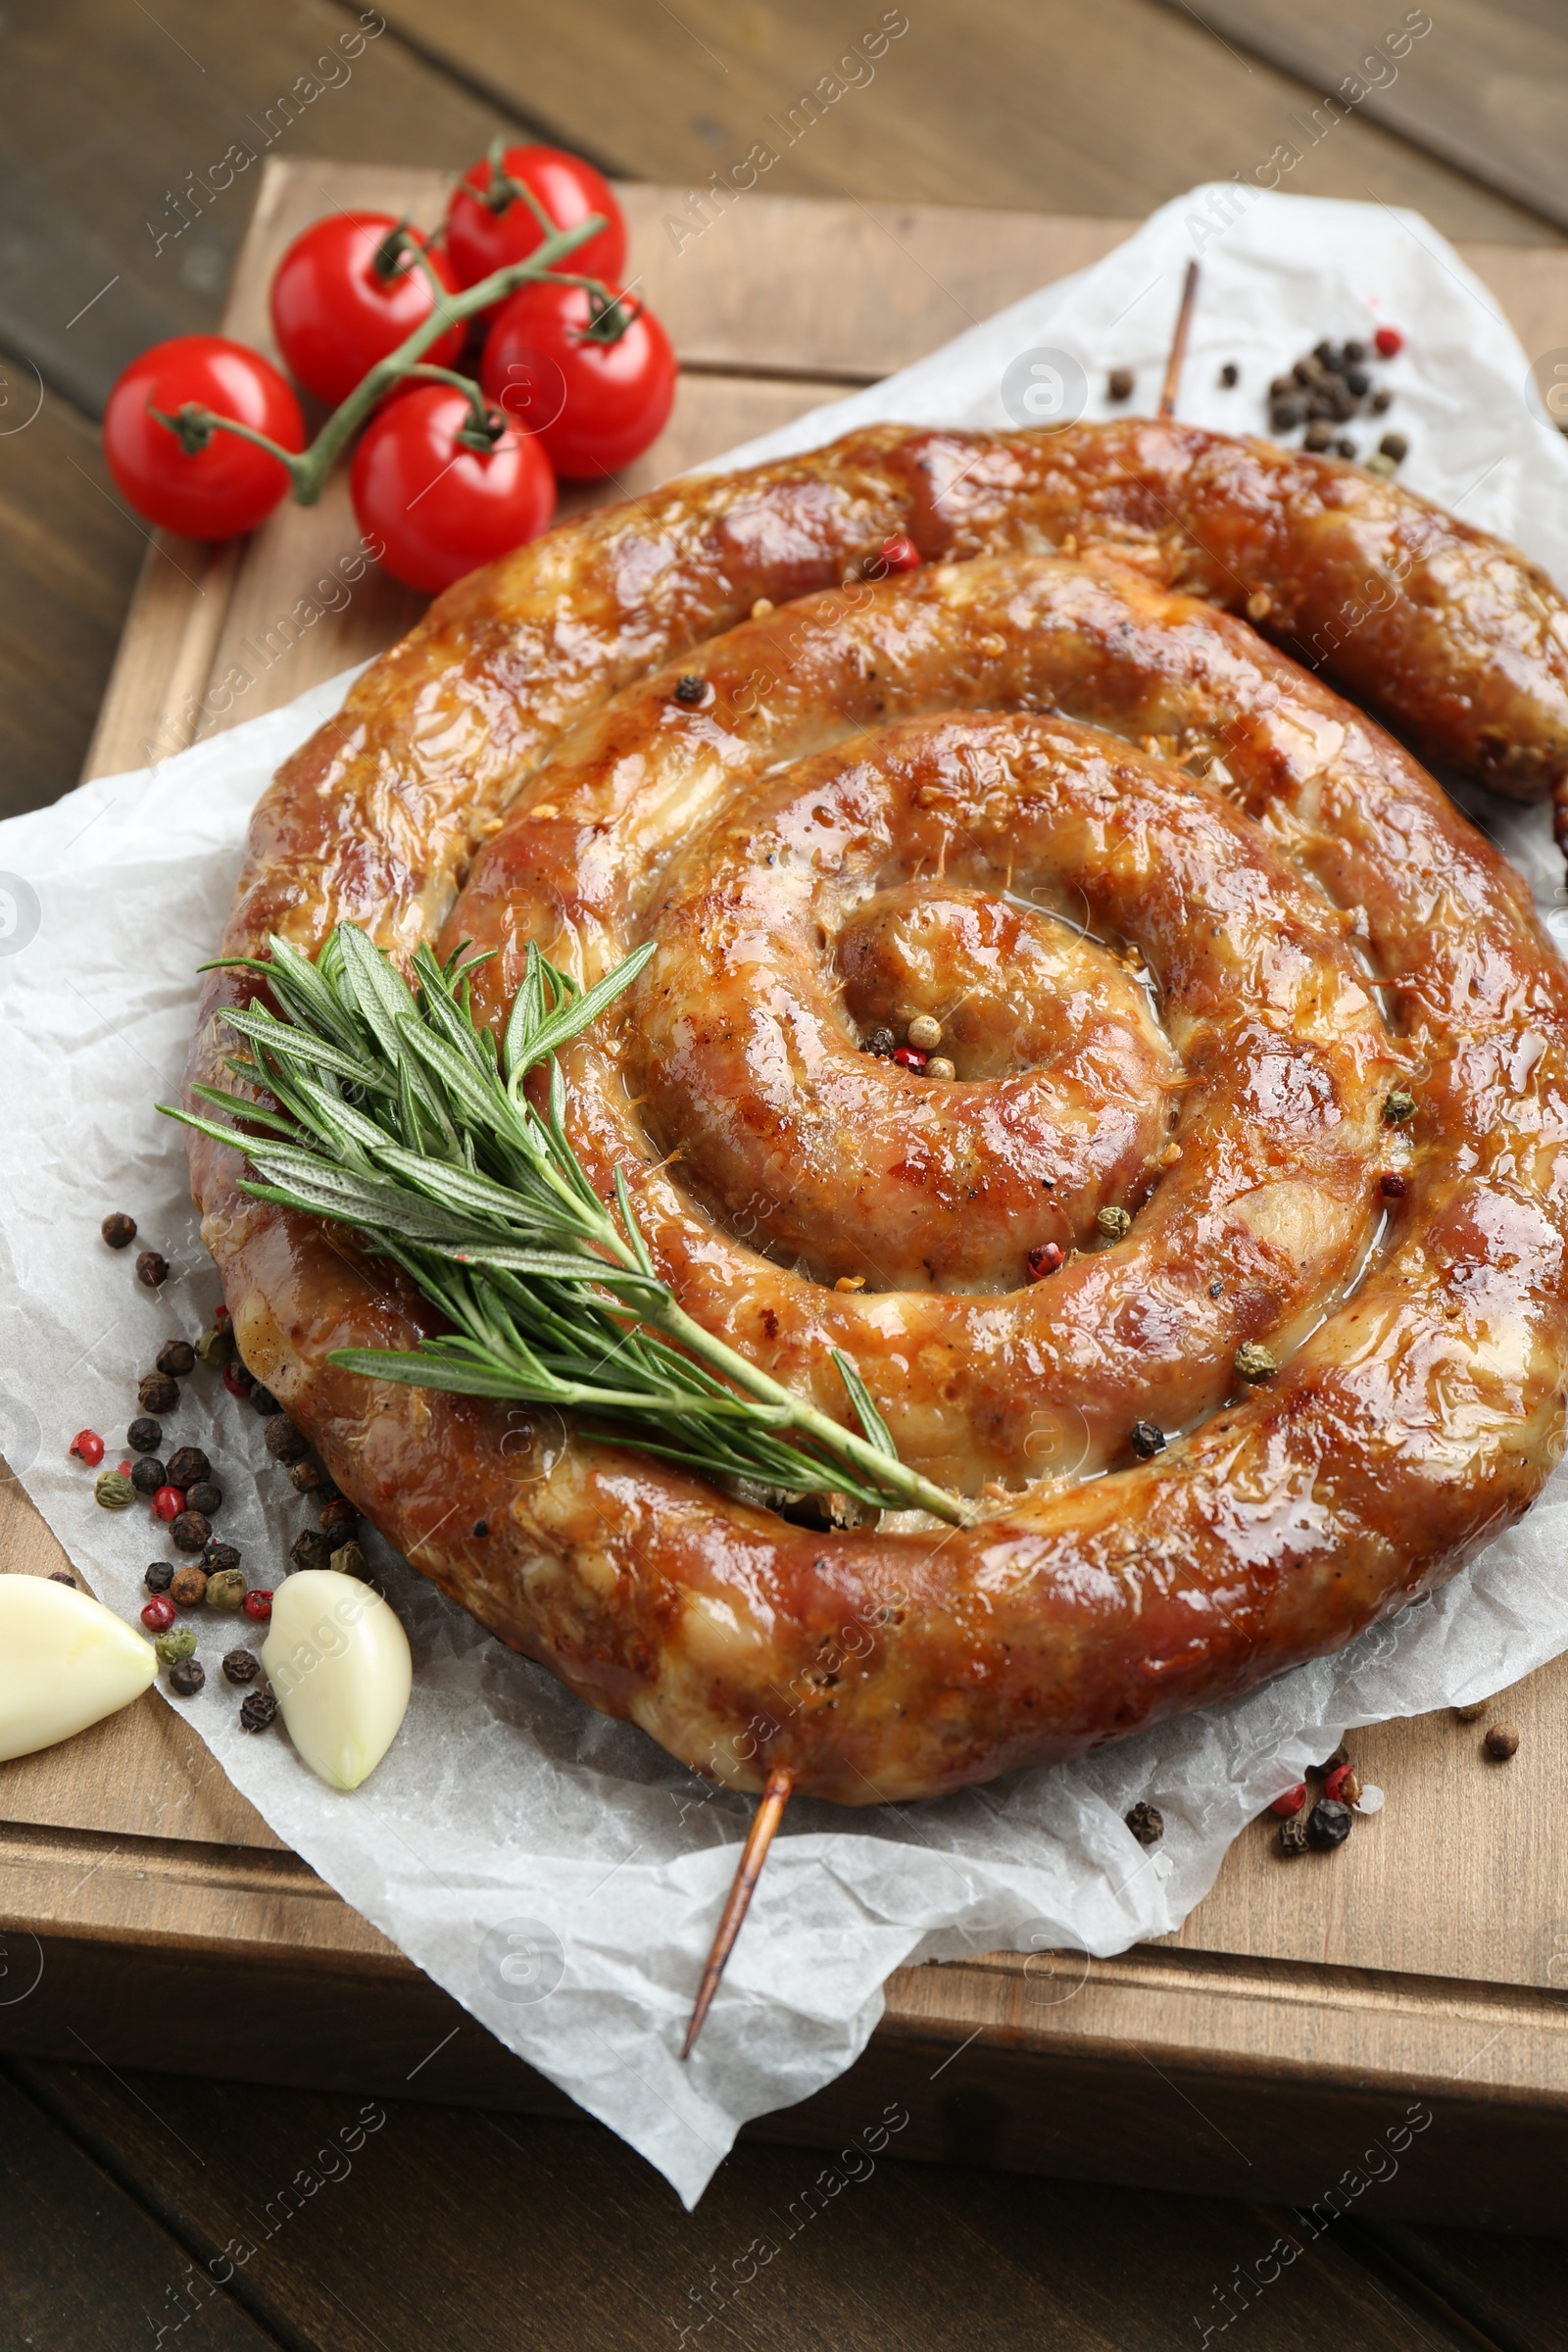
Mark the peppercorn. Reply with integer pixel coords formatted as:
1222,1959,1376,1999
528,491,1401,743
672,674,707,705
1027,1242,1066,1280
170,1564,208,1607
206,1567,247,1612
925,1056,956,1082
222,1646,260,1685
319,1496,359,1535
1343,339,1367,365
1334,436,1357,460
195,1323,235,1368
1129,1420,1166,1460
221,1358,254,1398
291,1531,332,1575
1303,418,1335,452
214,1303,230,1326
169,1656,205,1698
70,1429,105,1466
1125,1801,1163,1845
185,1480,222,1518
138,1371,179,1415
203,1541,241,1576
1378,431,1409,464
250,1384,282,1417
101,1210,137,1249
1308,1798,1352,1849
1384,1088,1416,1123
141,1595,176,1632
164,1445,210,1489
1096,1205,1132,1241
289,1457,326,1493
1345,367,1371,397
1269,1783,1306,1817
264,1417,309,1464
1269,397,1305,432
172,1510,212,1554
1107,367,1135,402
1370,385,1393,414
863,1026,896,1056
1374,325,1403,357
891,1046,927,1071
242,1589,273,1623
240,1689,278,1733
1365,452,1397,478
1278,1814,1309,1856
94,1469,136,1510
1269,374,1294,399
907,1013,943,1052
153,1625,196,1666
1323,1761,1357,1803
152,1485,185,1522
126,1415,163,1453
1484,1722,1520,1760
1452,1699,1487,1723
130,1456,166,1495
1234,1342,1277,1384
875,532,922,573
155,1339,196,1378
473,1520,490,1538
330,1541,370,1582
135,1250,169,1289
1219,361,1239,387
144,1561,174,1593
1380,1171,1407,1199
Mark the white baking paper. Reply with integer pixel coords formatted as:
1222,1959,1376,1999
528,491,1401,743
5,186,1568,2209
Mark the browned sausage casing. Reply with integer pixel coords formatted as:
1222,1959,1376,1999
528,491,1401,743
186,422,1568,1804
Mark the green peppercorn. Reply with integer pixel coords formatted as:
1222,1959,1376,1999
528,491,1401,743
206,1567,248,1612
1383,1088,1416,1124
329,1541,369,1582
1234,1342,1278,1384
1096,1205,1132,1241
195,1324,235,1368
154,1625,197,1667
93,1469,137,1510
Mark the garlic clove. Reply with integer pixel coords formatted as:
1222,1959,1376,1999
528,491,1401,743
0,1575,157,1761
261,1569,412,1790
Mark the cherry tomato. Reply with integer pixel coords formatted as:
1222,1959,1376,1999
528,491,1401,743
349,384,556,594
479,283,675,479
270,212,464,407
446,145,625,296
102,335,304,540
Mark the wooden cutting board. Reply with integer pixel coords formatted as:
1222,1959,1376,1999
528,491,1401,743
6,158,1568,2231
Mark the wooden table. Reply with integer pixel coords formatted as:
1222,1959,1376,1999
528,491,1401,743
5,9,1568,2348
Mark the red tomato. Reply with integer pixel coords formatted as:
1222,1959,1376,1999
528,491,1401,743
446,145,625,295
479,284,675,479
270,212,464,406
349,384,556,593
103,335,305,539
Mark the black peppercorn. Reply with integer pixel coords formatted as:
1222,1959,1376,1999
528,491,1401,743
185,1480,222,1517
1125,1801,1164,1845
249,1384,282,1417
130,1457,167,1495
240,1689,278,1733
168,1656,206,1698
1303,419,1335,452
264,1417,309,1464
138,1371,179,1415
863,1027,897,1057
164,1445,211,1489
1107,366,1135,402
127,1416,163,1453
1278,1813,1309,1857
1343,339,1366,364
1269,396,1306,432
144,1561,175,1593
1333,436,1357,460
289,1457,326,1493
291,1530,333,1575
172,1509,212,1553
101,1210,137,1250
1218,361,1239,387
1307,1797,1352,1849
222,1646,261,1686
1378,430,1409,464
203,1541,241,1576
1345,366,1370,397
49,1570,76,1587
320,1496,359,1537
1370,386,1393,414
135,1250,169,1288
1129,1420,1166,1460
155,1339,196,1378
473,1519,490,1538
672,674,706,705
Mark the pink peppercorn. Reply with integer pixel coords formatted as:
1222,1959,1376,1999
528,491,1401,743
70,1430,105,1467
141,1595,176,1632
892,1047,927,1071
875,532,921,574
242,1589,272,1622
1323,1762,1355,1803
1027,1242,1066,1280
221,1358,254,1398
214,1302,231,1325
1374,325,1403,357
1269,1784,1306,1817
152,1484,186,1522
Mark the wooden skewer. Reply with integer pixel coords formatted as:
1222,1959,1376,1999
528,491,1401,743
1158,260,1200,419
681,1767,793,2059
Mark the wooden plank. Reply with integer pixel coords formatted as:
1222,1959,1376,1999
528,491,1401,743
376,0,1560,242
0,2069,280,2351
1173,0,1568,234
1352,2218,1567,2351
12,2057,1473,2352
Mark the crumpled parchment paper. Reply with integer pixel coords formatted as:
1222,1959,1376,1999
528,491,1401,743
4,185,1568,2207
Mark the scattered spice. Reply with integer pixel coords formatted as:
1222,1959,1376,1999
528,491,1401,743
1278,1814,1309,1857
1129,1420,1166,1460
925,1056,956,1081
1374,325,1403,357
169,1656,206,1698
863,1026,896,1057
172,1509,213,1554
331,1541,370,1582
1219,361,1239,387
1452,1699,1487,1723
289,1458,327,1493
473,1519,490,1538
891,1046,927,1071
1383,1088,1416,1124
1234,1342,1277,1384
135,1250,169,1289
249,1385,282,1417
242,1589,273,1623
1027,1242,1066,1280
876,532,922,573
195,1324,235,1368
130,1457,166,1496
70,1429,105,1467
49,1571,76,1588
1307,1797,1352,1849
1484,1721,1519,1760
152,1484,185,1522
1107,366,1135,402
291,1530,333,1574
1096,1205,1132,1241
141,1596,176,1633
221,1359,255,1399
100,1211,137,1250
127,1416,163,1453
1379,1171,1407,1199
1208,1277,1224,1298
155,1339,196,1378
203,1541,241,1576
206,1567,248,1612
1269,1784,1306,1817
153,1625,196,1667
170,1564,208,1608
138,1371,179,1415
1378,431,1409,465
320,1496,359,1536
222,1647,261,1685
144,1562,174,1593
907,1013,943,1052
240,1689,278,1733
750,597,774,620
1323,1761,1358,1804
94,1469,136,1510
672,674,707,706
186,1480,223,1517
1246,588,1273,622
1125,1801,1164,1845
264,1417,309,1464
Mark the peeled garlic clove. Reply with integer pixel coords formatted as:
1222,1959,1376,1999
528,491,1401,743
261,1569,411,1790
0,1575,157,1761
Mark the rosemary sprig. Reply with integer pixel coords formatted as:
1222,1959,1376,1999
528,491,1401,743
160,924,972,1527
